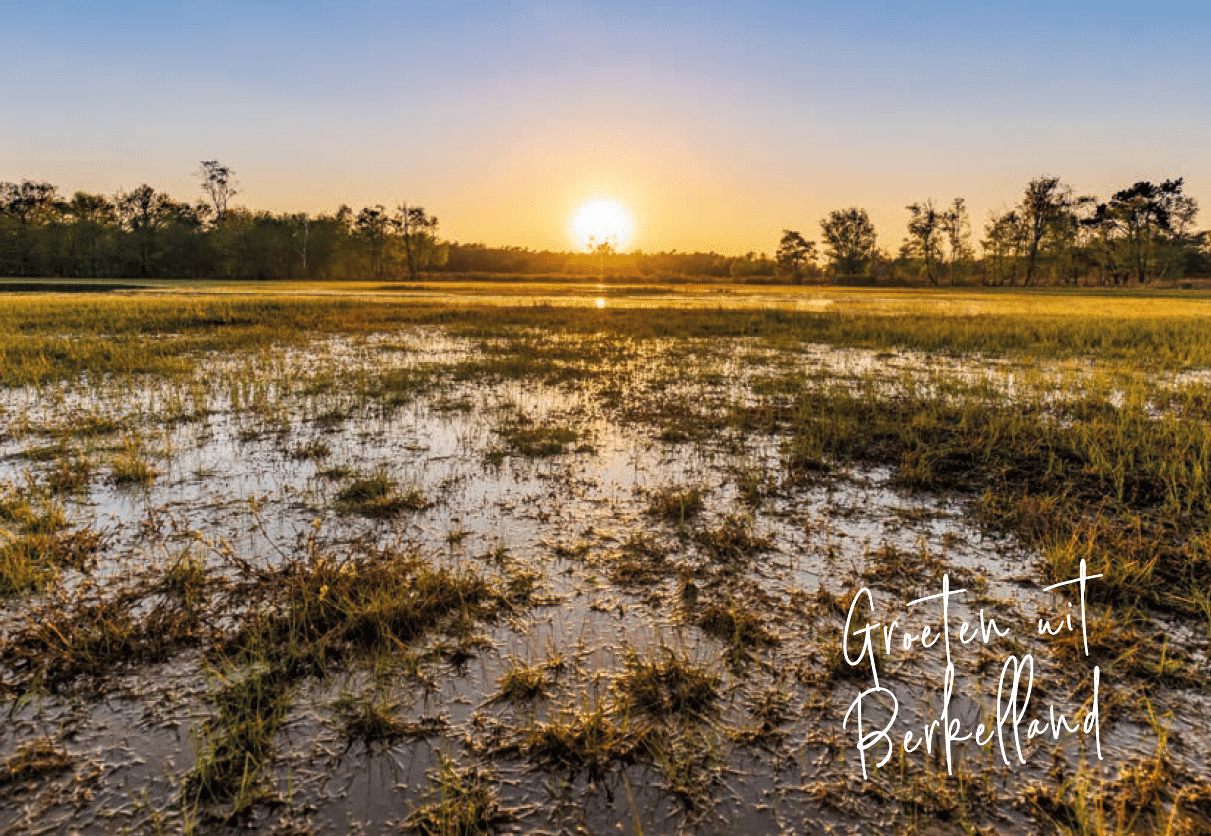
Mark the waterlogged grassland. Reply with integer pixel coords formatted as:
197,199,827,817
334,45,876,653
0,286,1209,834
6,285,1211,385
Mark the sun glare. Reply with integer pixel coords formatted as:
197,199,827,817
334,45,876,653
569,199,635,251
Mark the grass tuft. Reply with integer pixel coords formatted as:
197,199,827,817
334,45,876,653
404,754,510,836
0,739,72,788
523,699,647,780
697,597,779,649
110,453,157,485
494,661,548,703
647,485,705,524
496,421,578,457
616,647,720,719
331,690,423,744
334,474,428,518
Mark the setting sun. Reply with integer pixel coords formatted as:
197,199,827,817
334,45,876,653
569,198,635,251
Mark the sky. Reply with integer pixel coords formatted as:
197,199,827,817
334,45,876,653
4,0,1210,255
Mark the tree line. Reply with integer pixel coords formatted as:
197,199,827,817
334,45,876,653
2,165,1207,284
777,176,1208,286
0,163,443,282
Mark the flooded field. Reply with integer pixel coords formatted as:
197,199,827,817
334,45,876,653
1,290,1210,834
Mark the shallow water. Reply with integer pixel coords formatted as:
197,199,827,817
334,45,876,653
0,328,1204,834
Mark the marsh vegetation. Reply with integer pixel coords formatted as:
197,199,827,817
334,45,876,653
0,287,1209,834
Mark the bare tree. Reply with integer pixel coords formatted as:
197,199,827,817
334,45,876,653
197,160,238,225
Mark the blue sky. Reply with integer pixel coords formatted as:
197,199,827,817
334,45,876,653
4,1,1209,253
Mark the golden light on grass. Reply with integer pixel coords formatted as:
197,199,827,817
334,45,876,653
569,198,635,251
